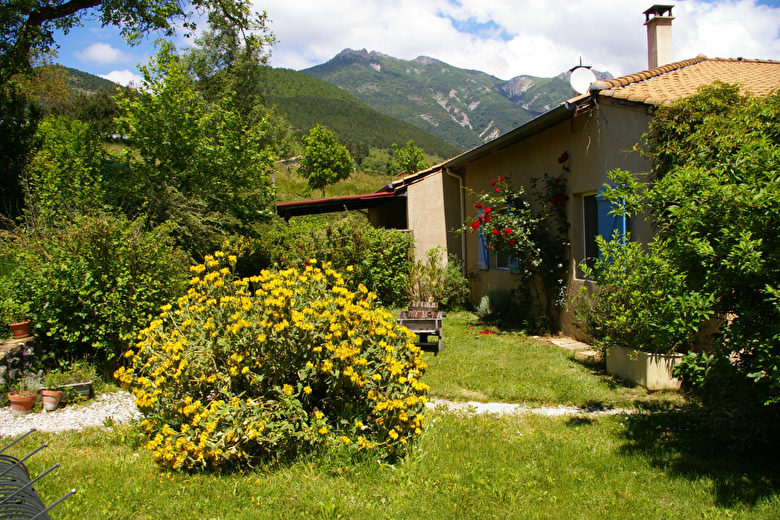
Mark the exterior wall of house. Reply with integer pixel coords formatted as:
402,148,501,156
406,170,449,263
452,101,655,337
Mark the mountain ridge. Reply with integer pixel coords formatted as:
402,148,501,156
304,48,612,150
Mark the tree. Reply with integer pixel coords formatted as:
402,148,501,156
604,83,780,404
1,0,258,81
115,42,277,256
391,140,429,175
298,125,353,196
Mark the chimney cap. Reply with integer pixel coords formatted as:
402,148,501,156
644,5,674,22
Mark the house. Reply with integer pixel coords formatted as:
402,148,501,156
275,5,780,337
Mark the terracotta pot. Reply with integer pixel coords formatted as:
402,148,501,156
40,389,64,411
8,320,31,339
8,391,37,415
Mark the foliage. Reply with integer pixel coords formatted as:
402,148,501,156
2,213,188,364
230,215,414,307
24,116,104,224
391,140,429,175
115,253,429,471
603,83,780,403
573,234,714,354
15,371,43,395
404,247,470,309
114,42,277,257
0,0,258,81
297,125,353,196
460,153,571,331
0,80,41,220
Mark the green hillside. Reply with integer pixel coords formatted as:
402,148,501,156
262,68,461,159
303,49,606,151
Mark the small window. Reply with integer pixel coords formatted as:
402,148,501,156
582,188,627,270
491,248,511,271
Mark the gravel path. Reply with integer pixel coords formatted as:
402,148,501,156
0,392,140,438
0,392,634,438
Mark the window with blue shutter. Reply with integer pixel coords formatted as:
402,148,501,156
477,210,490,270
583,187,626,269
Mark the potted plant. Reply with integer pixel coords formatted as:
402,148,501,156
2,298,32,339
40,387,65,411
45,360,97,401
8,372,42,415
404,248,446,316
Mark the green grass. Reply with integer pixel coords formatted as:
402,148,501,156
8,410,780,519
274,168,392,203
3,310,779,519
424,311,684,409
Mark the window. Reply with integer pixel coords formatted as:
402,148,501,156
582,187,626,270
477,207,520,273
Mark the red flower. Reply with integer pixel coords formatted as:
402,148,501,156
544,173,548,177
505,227,512,234
558,151,569,164
554,178,561,184
484,207,492,213
491,179,497,186
551,196,560,205
509,240,515,245
471,220,480,230
495,187,501,193
484,215,492,223
563,195,570,202
475,202,483,209
492,228,499,235
498,176,505,181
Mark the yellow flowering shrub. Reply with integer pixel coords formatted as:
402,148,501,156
115,253,429,471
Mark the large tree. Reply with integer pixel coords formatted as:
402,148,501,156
605,82,780,404
0,0,257,80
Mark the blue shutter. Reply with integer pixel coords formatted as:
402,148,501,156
477,210,489,270
596,186,626,246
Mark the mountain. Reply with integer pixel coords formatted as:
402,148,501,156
261,68,460,159
303,49,612,151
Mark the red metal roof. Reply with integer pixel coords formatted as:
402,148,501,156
275,188,402,219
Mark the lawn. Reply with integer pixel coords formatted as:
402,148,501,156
3,311,780,519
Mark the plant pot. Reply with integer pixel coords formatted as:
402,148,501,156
40,389,64,411
59,381,93,399
606,344,683,391
8,320,31,339
8,391,37,415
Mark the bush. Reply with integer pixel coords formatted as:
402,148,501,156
116,253,429,471
572,234,714,354
231,215,414,307
2,213,188,364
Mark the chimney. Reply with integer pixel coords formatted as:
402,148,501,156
644,5,674,69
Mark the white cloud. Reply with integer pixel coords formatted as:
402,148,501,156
75,42,134,66
257,0,780,79
100,69,142,87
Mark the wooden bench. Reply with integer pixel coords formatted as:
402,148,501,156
398,310,444,353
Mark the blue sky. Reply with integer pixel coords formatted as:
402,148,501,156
52,0,780,85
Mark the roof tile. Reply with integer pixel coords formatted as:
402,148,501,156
591,55,780,105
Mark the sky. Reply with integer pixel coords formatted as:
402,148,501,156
51,0,780,86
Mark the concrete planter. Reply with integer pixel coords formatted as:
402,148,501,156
606,345,683,391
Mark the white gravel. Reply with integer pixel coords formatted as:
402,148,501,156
426,398,633,417
1,392,631,439
0,391,140,438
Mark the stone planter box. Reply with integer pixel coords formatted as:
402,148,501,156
606,345,683,391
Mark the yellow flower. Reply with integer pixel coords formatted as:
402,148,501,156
282,384,293,395
314,411,324,420
303,386,312,395
318,426,328,435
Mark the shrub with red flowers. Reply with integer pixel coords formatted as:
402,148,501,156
461,153,571,331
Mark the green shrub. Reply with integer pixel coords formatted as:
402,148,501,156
3,213,188,364
572,234,714,354
116,253,429,471
231,215,414,306
404,248,470,310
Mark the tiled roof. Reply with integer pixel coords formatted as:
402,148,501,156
590,55,780,105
